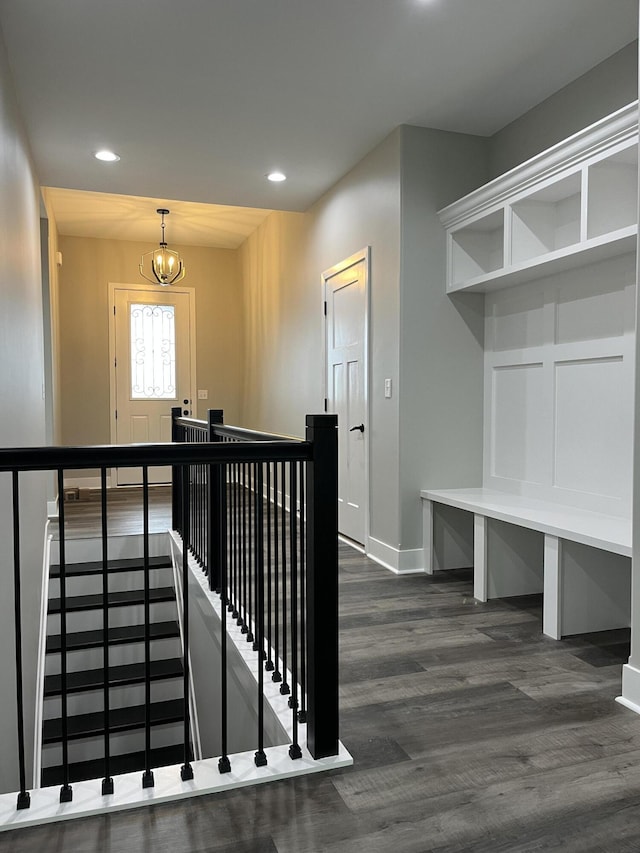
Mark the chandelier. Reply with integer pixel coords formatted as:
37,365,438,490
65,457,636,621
139,208,185,286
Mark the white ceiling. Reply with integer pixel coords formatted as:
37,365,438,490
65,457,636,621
0,0,638,245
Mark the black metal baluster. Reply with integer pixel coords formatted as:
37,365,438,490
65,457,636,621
247,461,255,646
12,472,30,810
205,459,210,578
280,461,289,696
272,463,281,683
240,464,248,633
57,468,72,802
180,464,194,781
198,459,203,567
298,462,307,723
218,461,231,772
265,463,274,672
193,456,199,565
142,466,154,788
100,467,114,795
289,464,301,758
254,463,267,766
231,461,238,620
206,440,214,592
171,406,182,533
200,459,205,569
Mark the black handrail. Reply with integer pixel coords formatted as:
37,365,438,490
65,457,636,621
0,441,311,471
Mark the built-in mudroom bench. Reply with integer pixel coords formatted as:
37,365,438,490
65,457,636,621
422,101,638,639
421,488,630,639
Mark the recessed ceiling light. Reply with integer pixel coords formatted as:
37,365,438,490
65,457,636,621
94,149,120,162
267,171,286,182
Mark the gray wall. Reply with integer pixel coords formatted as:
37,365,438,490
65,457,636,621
489,41,638,177
0,28,47,793
241,130,403,550
398,126,489,549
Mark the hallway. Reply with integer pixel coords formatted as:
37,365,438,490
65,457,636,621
4,542,639,852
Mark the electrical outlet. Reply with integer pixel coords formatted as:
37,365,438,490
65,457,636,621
384,378,392,399
197,389,208,400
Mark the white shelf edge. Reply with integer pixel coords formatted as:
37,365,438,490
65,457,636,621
447,226,638,294
439,101,638,229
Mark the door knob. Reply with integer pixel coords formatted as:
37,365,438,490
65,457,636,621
349,424,365,433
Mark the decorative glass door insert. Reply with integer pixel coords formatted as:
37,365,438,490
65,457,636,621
130,303,177,400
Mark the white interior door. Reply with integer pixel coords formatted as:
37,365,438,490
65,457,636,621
325,252,368,544
112,285,194,485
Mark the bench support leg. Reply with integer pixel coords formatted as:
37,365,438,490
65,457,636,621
543,534,561,640
423,499,434,575
473,514,487,602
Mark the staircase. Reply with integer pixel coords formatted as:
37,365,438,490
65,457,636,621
41,554,189,786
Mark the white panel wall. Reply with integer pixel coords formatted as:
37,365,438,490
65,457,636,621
484,251,635,517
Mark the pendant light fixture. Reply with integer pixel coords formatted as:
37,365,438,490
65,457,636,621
139,208,185,286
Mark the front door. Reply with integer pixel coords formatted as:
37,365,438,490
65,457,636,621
324,251,368,544
111,285,195,485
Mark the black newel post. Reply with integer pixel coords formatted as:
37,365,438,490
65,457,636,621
208,409,224,592
305,414,339,759
171,406,183,533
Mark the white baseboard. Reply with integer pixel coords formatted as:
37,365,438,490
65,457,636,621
366,536,425,575
63,475,112,489
618,662,640,715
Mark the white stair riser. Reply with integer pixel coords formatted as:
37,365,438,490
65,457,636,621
48,567,173,599
47,601,178,634
41,721,185,768
45,637,182,675
49,532,171,565
43,679,185,719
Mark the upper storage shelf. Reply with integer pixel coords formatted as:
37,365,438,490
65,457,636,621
440,102,639,293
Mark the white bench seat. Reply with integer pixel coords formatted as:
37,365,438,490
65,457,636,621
421,488,631,639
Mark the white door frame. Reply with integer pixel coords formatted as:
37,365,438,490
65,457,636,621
322,247,371,550
108,281,197,485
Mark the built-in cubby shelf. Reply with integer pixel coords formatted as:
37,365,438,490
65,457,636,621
441,102,639,294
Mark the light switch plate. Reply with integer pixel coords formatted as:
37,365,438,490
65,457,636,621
384,378,392,399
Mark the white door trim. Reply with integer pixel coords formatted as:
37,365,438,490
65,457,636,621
322,247,371,549
108,282,197,485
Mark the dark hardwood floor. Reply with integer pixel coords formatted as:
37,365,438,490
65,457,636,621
6,536,640,851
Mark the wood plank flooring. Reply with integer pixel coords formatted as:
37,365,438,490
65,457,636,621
5,537,640,851
54,486,172,538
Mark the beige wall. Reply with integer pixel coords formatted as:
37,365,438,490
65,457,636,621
42,193,62,445
58,236,244,451
0,27,47,793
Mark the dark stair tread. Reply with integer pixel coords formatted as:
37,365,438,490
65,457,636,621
44,658,184,696
48,586,175,614
46,620,180,653
43,698,185,743
50,556,172,578
41,743,191,787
